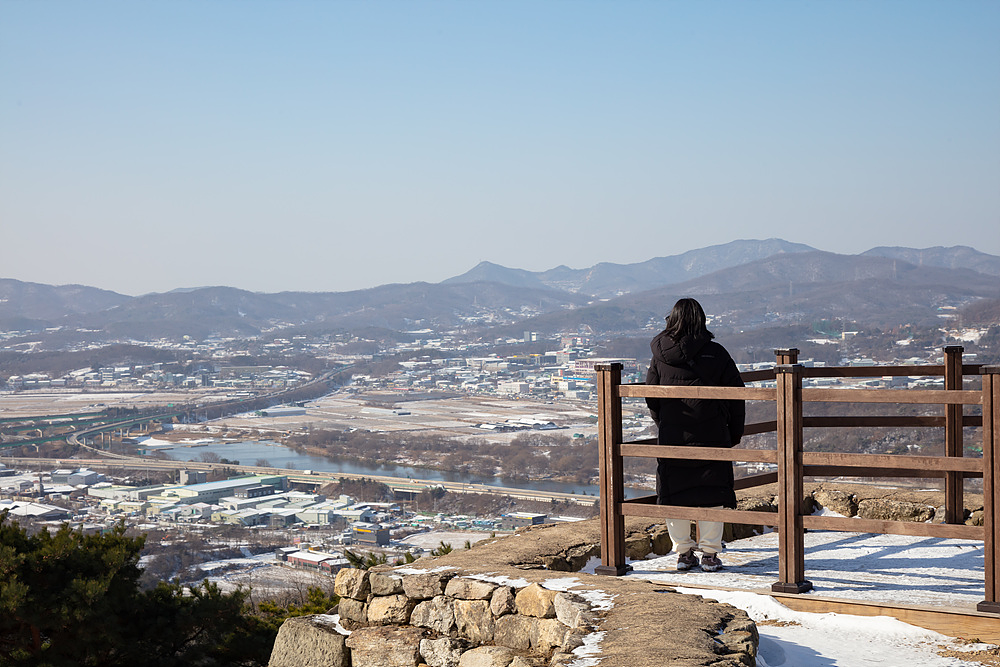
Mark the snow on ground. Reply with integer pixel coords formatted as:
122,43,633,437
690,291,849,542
196,557,264,573
209,563,334,597
197,552,336,598
135,435,218,449
613,531,998,666
133,436,179,449
679,587,996,667
399,530,494,550
165,528,999,665
628,531,984,607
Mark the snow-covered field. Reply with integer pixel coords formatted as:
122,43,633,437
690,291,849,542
198,551,337,598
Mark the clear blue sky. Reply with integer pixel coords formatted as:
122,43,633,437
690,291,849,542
2,1,998,295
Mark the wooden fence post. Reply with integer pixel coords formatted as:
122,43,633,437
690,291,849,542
774,348,800,365
595,363,630,576
979,367,1000,613
772,363,812,593
944,346,965,524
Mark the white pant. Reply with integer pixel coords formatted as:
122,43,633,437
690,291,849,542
667,508,724,555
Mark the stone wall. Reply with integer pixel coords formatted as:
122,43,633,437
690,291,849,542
356,568,589,666
269,565,756,667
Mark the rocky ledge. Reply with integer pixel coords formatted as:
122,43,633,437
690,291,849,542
268,516,757,667
268,483,982,667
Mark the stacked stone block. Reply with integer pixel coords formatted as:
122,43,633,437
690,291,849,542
270,567,600,667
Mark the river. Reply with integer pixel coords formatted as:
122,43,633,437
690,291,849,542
148,438,645,499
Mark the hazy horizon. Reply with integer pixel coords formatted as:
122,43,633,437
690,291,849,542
4,238,998,298
3,2,998,296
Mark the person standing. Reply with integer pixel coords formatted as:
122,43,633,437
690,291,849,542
645,298,745,572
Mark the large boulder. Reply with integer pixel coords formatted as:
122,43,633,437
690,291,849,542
490,585,517,617
367,593,414,625
403,571,453,599
411,595,456,634
514,584,557,619
334,567,370,600
553,592,591,629
624,533,651,560
420,637,470,667
857,498,934,523
337,597,367,628
457,645,516,667
267,615,349,667
446,577,498,600
812,489,857,517
649,525,673,555
492,614,532,650
530,617,569,651
454,599,495,644
345,625,426,667
370,571,405,595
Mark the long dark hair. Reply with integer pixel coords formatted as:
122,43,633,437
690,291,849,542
663,298,714,341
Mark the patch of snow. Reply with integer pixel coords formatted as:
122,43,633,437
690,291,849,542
196,557,260,572
577,589,616,612
678,588,992,667
541,577,582,591
811,506,846,517
626,532,984,607
311,614,350,635
615,531,996,666
467,573,531,588
133,436,177,449
578,556,602,574
568,631,605,667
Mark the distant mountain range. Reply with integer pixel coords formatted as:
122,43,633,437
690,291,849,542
2,240,998,343
443,239,817,296
500,250,1000,336
862,245,1000,276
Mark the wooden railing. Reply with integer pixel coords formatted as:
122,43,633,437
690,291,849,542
594,347,1000,613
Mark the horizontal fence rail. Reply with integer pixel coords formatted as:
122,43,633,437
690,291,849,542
594,346,1000,614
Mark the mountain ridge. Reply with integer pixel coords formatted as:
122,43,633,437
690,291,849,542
442,238,817,296
2,241,998,342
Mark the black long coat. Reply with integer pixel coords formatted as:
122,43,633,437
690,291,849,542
645,331,745,508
